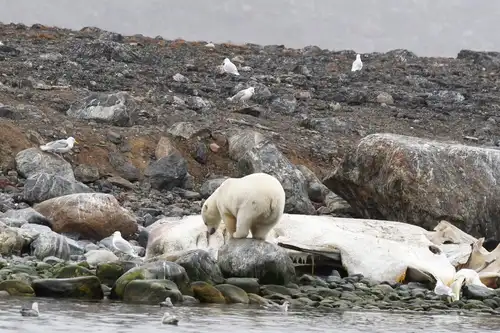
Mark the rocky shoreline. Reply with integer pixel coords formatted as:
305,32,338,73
1,21,500,315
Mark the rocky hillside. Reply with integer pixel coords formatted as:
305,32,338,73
1,22,500,223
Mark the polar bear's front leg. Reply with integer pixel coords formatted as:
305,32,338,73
222,213,236,240
232,210,251,239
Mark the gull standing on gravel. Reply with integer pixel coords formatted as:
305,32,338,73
162,312,179,325
112,231,138,257
223,58,240,75
160,297,174,308
227,87,255,105
20,302,39,317
39,136,78,156
351,54,363,72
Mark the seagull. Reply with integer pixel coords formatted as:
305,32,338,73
351,54,363,72
223,58,240,76
160,297,174,308
227,87,255,105
205,42,215,48
39,137,78,156
262,300,290,312
112,231,138,258
162,312,179,325
20,302,39,317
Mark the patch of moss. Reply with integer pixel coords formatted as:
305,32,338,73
111,269,145,299
54,265,94,279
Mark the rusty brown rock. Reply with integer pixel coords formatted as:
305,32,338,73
33,192,138,241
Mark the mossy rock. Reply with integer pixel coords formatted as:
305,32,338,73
123,279,183,304
54,264,94,279
96,263,125,287
110,261,192,300
77,261,91,269
9,264,37,276
248,293,269,306
32,276,103,299
215,284,249,304
192,281,226,303
0,279,35,296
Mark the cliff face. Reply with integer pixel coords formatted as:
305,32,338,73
1,22,500,220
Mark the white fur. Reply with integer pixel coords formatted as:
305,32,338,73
202,172,286,241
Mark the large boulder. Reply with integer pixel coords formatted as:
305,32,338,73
15,147,75,181
218,239,296,285
66,91,137,127
324,133,500,238
236,140,315,214
33,193,138,241
111,260,191,299
32,276,103,299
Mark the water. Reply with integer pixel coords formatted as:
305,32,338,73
1,298,500,332
0,0,499,56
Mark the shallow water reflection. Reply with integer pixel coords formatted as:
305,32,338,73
1,298,500,332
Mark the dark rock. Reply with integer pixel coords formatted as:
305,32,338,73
218,239,296,285
199,177,228,198
175,249,224,285
463,284,496,300
144,152,188,191
32,276,104,299
225,277,260,294
108,152,140,181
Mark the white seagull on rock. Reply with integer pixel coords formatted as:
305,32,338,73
20,302,39,317
227,87,255,105
223,58,240,75
40,137,77,156
112,231,138,257
351,54,363,72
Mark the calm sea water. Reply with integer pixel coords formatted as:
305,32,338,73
0,0,499,56
1,298,500,333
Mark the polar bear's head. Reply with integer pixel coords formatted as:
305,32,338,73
201,197,221,235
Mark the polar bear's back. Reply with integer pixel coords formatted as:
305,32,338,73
218,172,286,219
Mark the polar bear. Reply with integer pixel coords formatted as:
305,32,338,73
201,172,286,241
